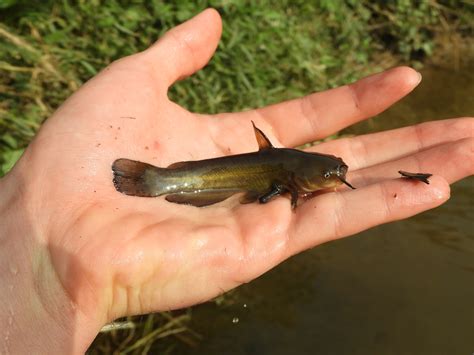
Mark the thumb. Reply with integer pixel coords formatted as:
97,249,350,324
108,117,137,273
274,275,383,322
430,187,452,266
143,8,222,87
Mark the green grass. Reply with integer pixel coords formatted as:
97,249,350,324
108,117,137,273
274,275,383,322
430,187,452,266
1,0,472,352
89,311,201,354
2,0,472,176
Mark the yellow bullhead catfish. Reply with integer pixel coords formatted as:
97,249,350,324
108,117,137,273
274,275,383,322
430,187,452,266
112,122,354,209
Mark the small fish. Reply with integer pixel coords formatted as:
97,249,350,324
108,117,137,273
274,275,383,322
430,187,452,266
398,170,433,184
112,122,355,209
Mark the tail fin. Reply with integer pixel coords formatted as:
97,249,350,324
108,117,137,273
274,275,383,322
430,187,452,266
112,159,166,197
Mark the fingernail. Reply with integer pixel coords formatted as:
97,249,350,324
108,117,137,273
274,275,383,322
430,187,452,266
416,71,422,84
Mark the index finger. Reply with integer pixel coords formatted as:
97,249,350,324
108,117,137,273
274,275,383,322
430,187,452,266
255,66,421,146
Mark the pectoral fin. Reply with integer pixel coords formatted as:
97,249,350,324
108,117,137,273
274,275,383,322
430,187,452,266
258,184,299,210
258,185,285,204
165,189,239,207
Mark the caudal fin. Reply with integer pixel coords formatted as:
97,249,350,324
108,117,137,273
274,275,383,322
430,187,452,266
112,158,165,197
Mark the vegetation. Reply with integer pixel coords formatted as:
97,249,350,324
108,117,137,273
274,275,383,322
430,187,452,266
88,311,202,354
0,0,472,352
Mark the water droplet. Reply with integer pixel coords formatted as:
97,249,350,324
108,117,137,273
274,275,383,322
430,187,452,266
232,317,239,324
243,303,247,308
9,264,18,275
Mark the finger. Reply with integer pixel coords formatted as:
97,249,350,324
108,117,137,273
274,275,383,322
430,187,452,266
289,175,450,254
142,8,222,87
347,137,474,189
310,117,473,170
250,66,421,146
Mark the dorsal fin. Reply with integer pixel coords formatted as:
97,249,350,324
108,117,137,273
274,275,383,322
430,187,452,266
252,121,274,150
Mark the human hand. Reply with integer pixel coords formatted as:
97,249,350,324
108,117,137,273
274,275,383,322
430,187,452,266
1,8,472,353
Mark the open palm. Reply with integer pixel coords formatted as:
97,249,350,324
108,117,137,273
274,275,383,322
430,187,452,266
6,8,472,338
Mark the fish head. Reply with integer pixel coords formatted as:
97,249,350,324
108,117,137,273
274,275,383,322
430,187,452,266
295,153,355,191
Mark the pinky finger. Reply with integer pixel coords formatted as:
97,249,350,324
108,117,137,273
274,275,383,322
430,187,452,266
289,175,450,254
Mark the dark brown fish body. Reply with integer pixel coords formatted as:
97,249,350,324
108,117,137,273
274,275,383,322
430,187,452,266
112,123,354,208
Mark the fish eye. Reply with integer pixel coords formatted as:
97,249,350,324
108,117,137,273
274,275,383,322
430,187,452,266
323,171,331,179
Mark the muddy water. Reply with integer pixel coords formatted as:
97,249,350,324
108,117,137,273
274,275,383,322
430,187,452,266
180,65,474,354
